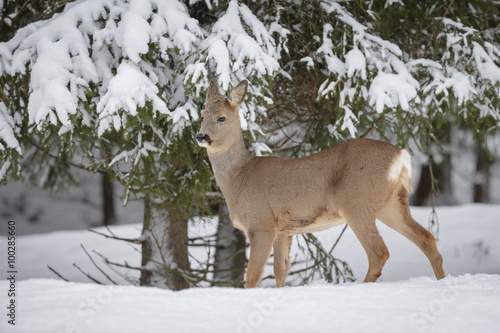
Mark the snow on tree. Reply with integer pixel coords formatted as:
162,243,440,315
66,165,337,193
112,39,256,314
267,0,500,151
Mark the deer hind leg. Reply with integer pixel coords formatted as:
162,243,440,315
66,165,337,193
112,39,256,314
273,235,293,288
245,230,276,288
343,211,390,283
377,186,445,280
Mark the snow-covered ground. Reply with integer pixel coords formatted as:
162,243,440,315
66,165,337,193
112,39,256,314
0,203,499,332
1,274,499,333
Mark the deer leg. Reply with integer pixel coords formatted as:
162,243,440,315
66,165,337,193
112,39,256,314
273,235,293,288
377,187,445,280
245,231,276,288
344,213,390,283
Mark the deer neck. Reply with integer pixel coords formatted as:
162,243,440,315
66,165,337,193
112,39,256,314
207,137,253,197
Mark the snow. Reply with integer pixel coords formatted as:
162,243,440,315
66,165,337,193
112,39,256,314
117,9,152,63
0,275,498,332
96,61,169,136
201,0,280,91
0,0,282,180
473,42,500,85
345,48,366,79
0,104,21,153
369,72,419,113
0,0,205,145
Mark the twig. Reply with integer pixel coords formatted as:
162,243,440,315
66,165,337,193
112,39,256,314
88,228,144,244
427,134,440,240
80,244,118,285
47,265,70,282
73,263,104,285
328,224,348,255
92,251,145,272
31,140,105,173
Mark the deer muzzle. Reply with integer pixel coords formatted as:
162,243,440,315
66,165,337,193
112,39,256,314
196,133,212,147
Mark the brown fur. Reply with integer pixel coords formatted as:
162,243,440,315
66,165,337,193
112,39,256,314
197,79,445,288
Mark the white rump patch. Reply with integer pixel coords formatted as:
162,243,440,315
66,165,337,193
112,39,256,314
401,149,412,177
387,149,412,182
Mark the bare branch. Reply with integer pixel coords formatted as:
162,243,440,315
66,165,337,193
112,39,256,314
92,250,146,272
80,244,118,285
328,224,348,255
47,265,70,282
72,263,104,285
88,228,144,244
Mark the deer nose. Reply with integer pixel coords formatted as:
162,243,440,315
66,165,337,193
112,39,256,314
196,133,212,143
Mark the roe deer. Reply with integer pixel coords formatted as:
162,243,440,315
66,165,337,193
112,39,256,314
196,79,445,288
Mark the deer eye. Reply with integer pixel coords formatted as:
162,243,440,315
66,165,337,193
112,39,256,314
217,117,226,123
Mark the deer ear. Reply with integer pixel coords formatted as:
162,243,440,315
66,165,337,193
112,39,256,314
207,78,222,104
228,80,248,107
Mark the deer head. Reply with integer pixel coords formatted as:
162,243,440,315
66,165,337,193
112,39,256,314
196,79,248,155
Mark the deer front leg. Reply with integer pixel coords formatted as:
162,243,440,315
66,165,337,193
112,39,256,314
273,235,293,288
245,231,276,288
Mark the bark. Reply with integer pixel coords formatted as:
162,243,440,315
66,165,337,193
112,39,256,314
412,162,432,206
213,201,247,286
140,192,153,286
412,126,456,206
473,141,491,203
412,154,455,206
140,193,190,290
101,172,116,226
165,209,190,290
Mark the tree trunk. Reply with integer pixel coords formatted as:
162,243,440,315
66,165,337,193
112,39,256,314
474,141,491,203
412,155,454,206
412,126,455,206
213,201,247,286
101,172,116,226
165,209,190,290
140,193,190,290
140,192,153,286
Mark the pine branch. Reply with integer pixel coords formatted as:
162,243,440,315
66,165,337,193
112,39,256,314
31,140,106,174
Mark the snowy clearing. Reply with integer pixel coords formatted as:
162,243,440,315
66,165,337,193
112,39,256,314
0,204,499,332
1,274,499,333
